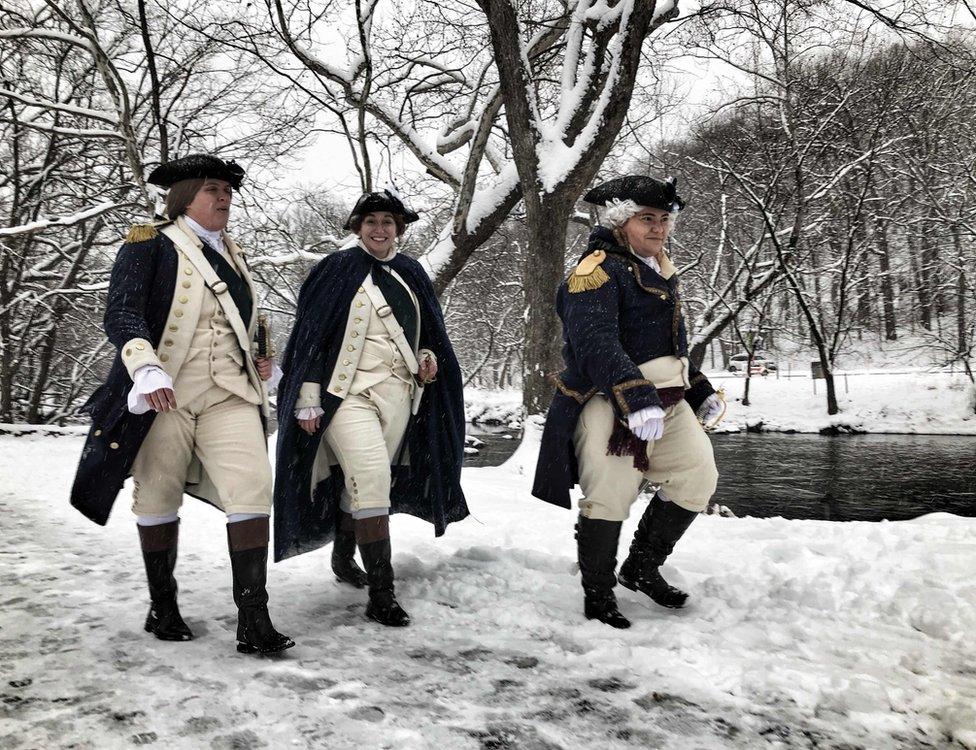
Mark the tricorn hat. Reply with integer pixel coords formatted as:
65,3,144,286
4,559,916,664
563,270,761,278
147,154,246,189
343,189,420,230
583,175,685,212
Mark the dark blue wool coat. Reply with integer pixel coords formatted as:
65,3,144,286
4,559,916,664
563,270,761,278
71,232,180,524
273,247,468,562
532,226,715,509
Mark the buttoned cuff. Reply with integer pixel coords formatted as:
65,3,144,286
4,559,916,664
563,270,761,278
296,381,321,409
120,337,161,379
127,365,174,415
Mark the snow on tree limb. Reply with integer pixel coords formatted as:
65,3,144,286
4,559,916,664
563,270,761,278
0,202,125,237
0,87,119,125
0,27,96,52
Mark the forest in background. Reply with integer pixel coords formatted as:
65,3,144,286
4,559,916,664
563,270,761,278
1,0,973,423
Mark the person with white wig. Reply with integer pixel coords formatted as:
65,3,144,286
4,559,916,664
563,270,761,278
532,174,723,628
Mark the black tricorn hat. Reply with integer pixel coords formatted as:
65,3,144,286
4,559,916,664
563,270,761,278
147,154,246,189
343,189,420,230
583,175,685,212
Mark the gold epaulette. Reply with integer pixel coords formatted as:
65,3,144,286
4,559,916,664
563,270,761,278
567,249,609,293
124,223,160,243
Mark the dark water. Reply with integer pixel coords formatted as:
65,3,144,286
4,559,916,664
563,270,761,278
465,428,976,521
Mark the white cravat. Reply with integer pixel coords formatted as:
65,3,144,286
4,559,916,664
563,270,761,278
183,215,229,259
635,252,662,274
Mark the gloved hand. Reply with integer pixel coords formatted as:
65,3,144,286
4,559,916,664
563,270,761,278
699,393,723,423
627,405,665,441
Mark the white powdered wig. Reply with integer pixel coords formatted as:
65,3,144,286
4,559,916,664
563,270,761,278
602,199,643,229
602,198,679,231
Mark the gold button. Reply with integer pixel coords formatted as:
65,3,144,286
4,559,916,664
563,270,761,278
182,280,191,289
135,343,145,351
174,310,183,318
184,267,192,275
168,325,178,332
355,317,362,323
94,429,102,436
356,301,364,308
339,374,347,381
347,345,354,352
358,287,364,293
125,348,132,357
343,359,351,365
164,339,173,347
351,332,359,338
109,442,119,450
333,386,342,393
179,295,188,304
160,354,170,362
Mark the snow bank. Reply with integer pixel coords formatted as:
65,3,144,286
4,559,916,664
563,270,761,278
464,388,523,426
465,370,976,435
1,433,974,748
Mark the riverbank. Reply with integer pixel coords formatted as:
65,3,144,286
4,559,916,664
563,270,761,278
1,430,974,748
465,369,976,435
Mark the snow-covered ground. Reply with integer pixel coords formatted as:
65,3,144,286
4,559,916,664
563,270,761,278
466,370,976,435
2,428,975,749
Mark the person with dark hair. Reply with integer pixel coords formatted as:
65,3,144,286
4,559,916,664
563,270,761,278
70,154,294,654
533,175,723,629
274,189,468,627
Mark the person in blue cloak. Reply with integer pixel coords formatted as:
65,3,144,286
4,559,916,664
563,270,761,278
274,189,468,627
532,175,724,629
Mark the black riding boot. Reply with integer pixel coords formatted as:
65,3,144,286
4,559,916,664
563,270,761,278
576,516,631,629
332,510,367,588
226,517,295,654
138,521,193,641
356,515,410,627
618,494,698,608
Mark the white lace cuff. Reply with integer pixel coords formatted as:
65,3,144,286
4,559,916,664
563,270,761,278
128,365,174,415
295,406,325,420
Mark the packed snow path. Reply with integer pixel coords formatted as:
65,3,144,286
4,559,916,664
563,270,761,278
1,431,974,749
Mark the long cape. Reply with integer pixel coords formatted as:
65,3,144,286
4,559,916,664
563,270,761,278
273,247,468,561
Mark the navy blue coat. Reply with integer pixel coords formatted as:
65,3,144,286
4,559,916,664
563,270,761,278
532,227,715,508
273,247,468,562
70,233,179,524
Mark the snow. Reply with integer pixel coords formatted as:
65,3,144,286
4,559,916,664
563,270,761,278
2,426,975,749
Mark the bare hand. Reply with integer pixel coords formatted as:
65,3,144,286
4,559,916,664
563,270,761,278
298,416,321,435
418,355,438,384
147,388,177,413
255,356,274,381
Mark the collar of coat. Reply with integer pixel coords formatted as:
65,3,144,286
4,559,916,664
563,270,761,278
583,226,677,280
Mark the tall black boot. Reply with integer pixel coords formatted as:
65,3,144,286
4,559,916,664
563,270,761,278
226,517,295,654
139,521,194,641
576,516,631,629
332,509,367,588
618,494,698,608
355,515,410,627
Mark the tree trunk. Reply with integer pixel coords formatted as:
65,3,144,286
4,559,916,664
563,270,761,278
873,215,897,340
522,202,569,416
953,223,967,359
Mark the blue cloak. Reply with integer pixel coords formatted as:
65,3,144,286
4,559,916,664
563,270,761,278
273,247,468,562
